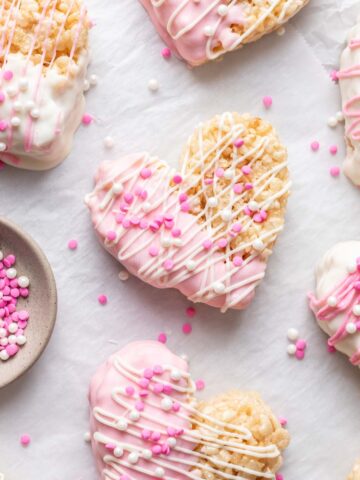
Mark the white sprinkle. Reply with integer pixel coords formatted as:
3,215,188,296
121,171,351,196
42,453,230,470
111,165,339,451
116,418,128,431
119,270,129,281
16,335,27,346
8,323,17,334
287,344,297,356
0,142,6,152
11,116,21,127
129,410,140,421
207,197,218,208
104,136,115,149
84,432,91,443
0,350,9,361
327,116,337,128
276,26,286,36
172,238,183,248
25,100,35,111
8,335,16,344
204,25,215,36
155,467,165,478
7,86,17,97
114,447,124,458
161,397,173,411
161,237,172,248
148,78,159,92
0,251,3,261
327,296,337,307
19,78,29,91
112,183,123,195
83,79,90,91
142,202,152,213
18,276,30,288
30,108,40,119
224,169,235,180
128,452,139,464
252,239,264,251
353,304,360,316
217,4,228,16
336,111,344,123
142,449,152,460
6,268,17,279
0,338,8,346
13,101,22,112
212,281,225,294
89,74,98,86
185,260,196,271
170,369,182,381
248,200,259,212
220,209,232,222
287,328,299,341
167,438,177,447
346,322,357,334
0,328,6,338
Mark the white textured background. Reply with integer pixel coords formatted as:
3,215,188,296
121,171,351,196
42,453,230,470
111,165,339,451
0,0,359,478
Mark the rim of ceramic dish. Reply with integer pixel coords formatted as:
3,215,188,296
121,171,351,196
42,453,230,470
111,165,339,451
0,216,57,389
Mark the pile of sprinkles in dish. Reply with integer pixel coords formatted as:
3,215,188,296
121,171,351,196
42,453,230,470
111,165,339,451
0,250,30,362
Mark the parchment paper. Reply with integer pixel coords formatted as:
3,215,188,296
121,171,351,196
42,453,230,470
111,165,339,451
0,1,359,479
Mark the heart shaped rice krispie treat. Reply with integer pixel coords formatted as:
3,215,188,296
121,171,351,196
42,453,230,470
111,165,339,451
89,340,290,480
0,0,91,170
349,460,360,480
140,0,309,66
309,241,360,367
337,19,360,185
86,112,290,312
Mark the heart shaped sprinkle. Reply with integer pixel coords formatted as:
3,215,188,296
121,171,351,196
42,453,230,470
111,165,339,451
140,0,309,66
89,341,290,480
86,113,290,312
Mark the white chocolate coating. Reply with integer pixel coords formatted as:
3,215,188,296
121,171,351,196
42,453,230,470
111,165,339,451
339,21,360,185
310,241,360,366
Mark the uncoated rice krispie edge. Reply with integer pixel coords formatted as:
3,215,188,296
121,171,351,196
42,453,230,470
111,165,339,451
86,112,290,312
140,0,309,66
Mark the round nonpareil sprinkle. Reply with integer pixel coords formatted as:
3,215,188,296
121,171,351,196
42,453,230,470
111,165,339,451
82,113,93,125
68,239,78,250
329,145,338,155
161,47,171,59
186,306,196,317
157,332,167,343
20,434,31,446
329,166,340,177
195,379,205,391
98,294,108,305
262,96,273,109
310,141,320,152
182,323,192,335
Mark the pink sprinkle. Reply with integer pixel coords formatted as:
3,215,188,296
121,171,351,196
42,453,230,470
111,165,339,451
149,245,159,257
135,400,145,411
275,474,284,480
6,344,19,356
295,350,305,360
329,145,338,155
233,256,243,267
125,386,135,396
279,417,288,427
172,402,180,412
167,427,176,437
173,174,182,184
152,445,162,455
327,344,336,353
311,141,320,152
330,70,339,82
105,443,116,451
217,238,227,249
245,183,253,190
106,230,116,241
163,384,173,395
354,281,360,291
163,259,174,271
0,92,5,103
296,339,307,351
151,431,161,442
171,228,181,238
186,306,196,317
195,379,205,391
179,192,188,203
20,434,31,446
158,332,167,343
140,167,152,179
82,113,93,125
68,239,78,250
263,95,273,109
139,378,150,389
153,365,164,375
161,47,171,59
180,202,190,212
204,178,213,185
234,138,244,148
98,294,107,305
124,192,134,204
3,70,13,81
153,383,164,394
202,239,213,250
0,120,8,131
143,368,154,379
232,222,242,233
233,183,243,194
215,167,224,178
241,165,252,175
182,322,192,335
329,166,340,177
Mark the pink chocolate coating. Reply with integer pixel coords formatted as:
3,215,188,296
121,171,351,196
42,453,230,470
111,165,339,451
89,340,193,480
86,154,267,311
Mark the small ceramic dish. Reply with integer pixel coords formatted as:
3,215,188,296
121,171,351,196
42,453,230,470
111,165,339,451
0,217,57,388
